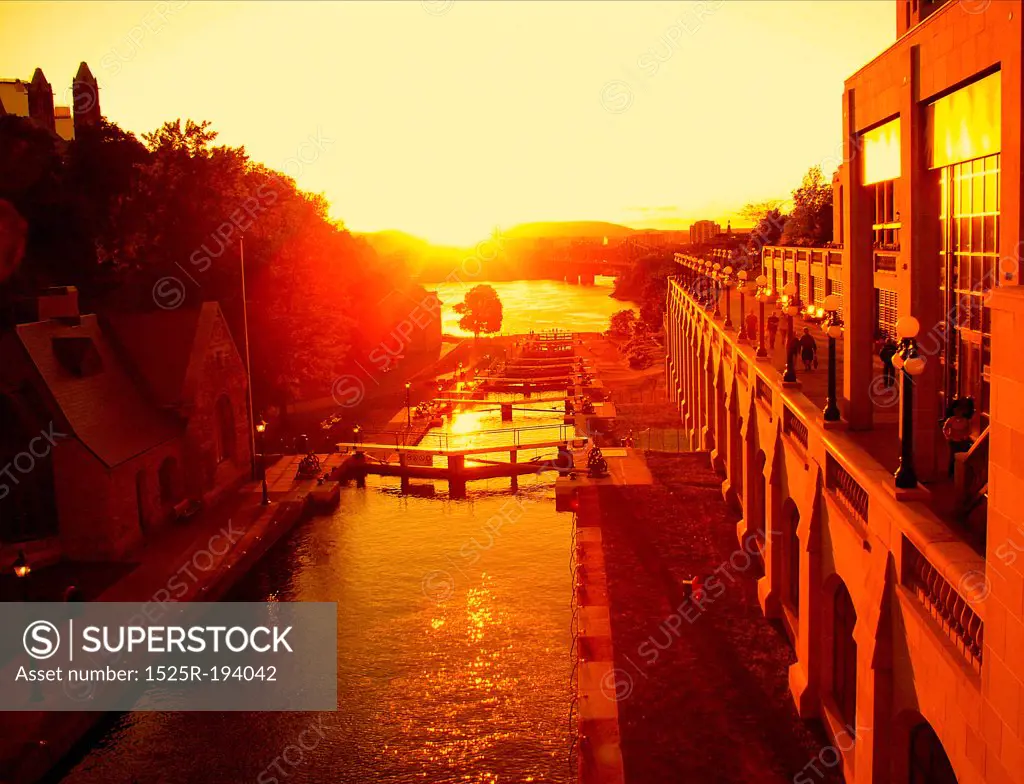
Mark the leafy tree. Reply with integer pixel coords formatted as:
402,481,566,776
738,199,785,224
609,309,636,336
748,207,787,255
781,166,833,246
453,284,503,337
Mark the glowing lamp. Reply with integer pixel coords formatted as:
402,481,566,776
713,263,721,272
738,270,748,281
904,356,927,376
755,275,767,287
786,305,798,317
815,307,825,318
891,353,905,370
823,294,840,312
783,283,797,297
896,315,920,340
827,324,843,339
255,417,267,434
723,266,733,276
12,550,29,579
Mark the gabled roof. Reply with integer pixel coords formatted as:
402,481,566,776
103,302,242,410
15,316,180,468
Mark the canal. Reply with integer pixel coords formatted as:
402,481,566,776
432,276,629,337
61,402,574,783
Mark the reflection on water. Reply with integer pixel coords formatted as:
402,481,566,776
432,277,632,337
62,404,572,784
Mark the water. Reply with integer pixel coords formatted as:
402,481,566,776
61,401,573,784
431,277,632,337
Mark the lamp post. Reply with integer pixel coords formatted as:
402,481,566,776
405,382,412,429
755,275,769,359
255,415,269,505
737,271,748,342
353,425,362,452
13,551,42,701
712,264,722,319
782,283,798,383
722,266,734,328
821,295,843,422
893,316,926,489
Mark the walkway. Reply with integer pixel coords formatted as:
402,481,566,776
584,452,840,784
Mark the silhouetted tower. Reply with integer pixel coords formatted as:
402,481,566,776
727,220,732,236
26,68,55,134
73,62,100,134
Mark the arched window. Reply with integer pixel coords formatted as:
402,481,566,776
909,722,957,784
215,395,236,463
833,582,857,731
786,503,800,614
158,457,179,506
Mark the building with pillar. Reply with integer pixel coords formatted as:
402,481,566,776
664,1,1023,782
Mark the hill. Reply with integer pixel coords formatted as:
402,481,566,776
504,221,636,239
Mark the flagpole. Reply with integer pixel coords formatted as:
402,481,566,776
240,237,257,480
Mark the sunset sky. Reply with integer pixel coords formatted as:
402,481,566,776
2,0,894,245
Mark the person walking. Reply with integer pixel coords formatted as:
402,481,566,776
766,311,780,350
879,337,898,388
798,327,817,371
745,311,759,341
942,398,974,478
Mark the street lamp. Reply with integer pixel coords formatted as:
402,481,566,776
893,315,926,489
755,275,769,359
255,415,269,505
736,271,748,342
12,551,42,700
722,266,734,328
353,425,362,452
712,264,722,319
405,382,412,429
821,295,843,422
782,283,798,383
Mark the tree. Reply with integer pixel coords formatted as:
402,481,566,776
748,207,787,256
609,309,636,336
453,284,503,337
738,199,786,225
781,166,833,246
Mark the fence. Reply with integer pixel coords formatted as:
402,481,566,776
634,428,693,453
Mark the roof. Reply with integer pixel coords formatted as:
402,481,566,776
103,302,236,410
15,315,181,468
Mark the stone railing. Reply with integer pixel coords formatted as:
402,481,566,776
783,406,809,449
902,539,984,673
736,355,749,385
825,453,869,524
755,376,773,409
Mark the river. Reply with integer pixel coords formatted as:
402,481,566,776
431,276,631,337
60,399,575,784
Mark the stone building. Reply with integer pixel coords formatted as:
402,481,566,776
665,1,1023,782
0,288,251,564
0,62,100,141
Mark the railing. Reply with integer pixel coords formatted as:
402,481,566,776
783,406,809,449
902,539,984,673
736,355,749,385
723,342,733,359
635,428,692,453
825,453,869,524
755,377,773,409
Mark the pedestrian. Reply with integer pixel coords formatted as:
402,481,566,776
767,311,780,349
798,327,817,371
745,311,758,341
879,337,898,388
942,398,974,478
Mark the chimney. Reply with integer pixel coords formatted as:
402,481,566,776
72,62,101,135
26,68,55,134
37,286,80,323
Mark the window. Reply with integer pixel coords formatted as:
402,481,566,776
939,153,999,433
832,582,857,732
799,273,809,305
813,276,825,308
876,289,899,339
909,723,957,784
872,179,900,249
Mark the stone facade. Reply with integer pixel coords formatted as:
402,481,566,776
663,3,1023,780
